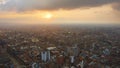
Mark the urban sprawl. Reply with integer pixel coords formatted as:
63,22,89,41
0,25,120,68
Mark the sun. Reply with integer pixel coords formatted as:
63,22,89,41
44,13,52,19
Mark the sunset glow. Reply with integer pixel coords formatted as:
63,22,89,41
0,1,119,68
43,13,53,19
0,0,120,25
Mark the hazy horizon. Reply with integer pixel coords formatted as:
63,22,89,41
0,0,120,25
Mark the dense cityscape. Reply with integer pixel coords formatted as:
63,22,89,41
0,25,120,68
0,0,120,68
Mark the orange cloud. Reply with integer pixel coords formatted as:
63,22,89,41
0,4,120,24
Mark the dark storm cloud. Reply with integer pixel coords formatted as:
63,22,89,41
0,0,120,11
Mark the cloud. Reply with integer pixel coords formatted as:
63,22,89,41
112,3,120,11
0,0,8,5
0,0,120,11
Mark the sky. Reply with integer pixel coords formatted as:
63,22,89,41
0,0,120,25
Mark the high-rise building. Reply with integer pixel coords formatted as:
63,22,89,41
41,50,51,62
